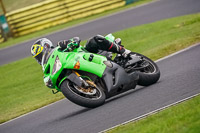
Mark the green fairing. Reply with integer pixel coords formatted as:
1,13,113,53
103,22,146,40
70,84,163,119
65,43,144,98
43,46,107,90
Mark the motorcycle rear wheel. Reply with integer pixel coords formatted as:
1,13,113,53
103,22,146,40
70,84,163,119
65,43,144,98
131,52,160,86
61,80,106,108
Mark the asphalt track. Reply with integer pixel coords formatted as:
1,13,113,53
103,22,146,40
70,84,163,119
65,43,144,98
0,0,200,65
0,0,200,133
1,43,200,133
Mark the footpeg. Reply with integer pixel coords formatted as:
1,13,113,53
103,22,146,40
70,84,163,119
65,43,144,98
125,54,141,67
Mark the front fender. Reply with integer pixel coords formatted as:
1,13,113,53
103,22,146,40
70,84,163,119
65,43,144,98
58,73,83,89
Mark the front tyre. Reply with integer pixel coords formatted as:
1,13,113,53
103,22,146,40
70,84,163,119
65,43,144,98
131,52,160,86
61,80,106,108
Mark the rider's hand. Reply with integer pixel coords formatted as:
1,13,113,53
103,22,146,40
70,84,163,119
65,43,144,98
66,37,80,51
57,40,68,49
67,42,76,51
57,40,75,51
58,37,80,51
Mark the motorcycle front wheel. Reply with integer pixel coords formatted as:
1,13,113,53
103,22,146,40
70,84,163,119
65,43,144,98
61,80,106,108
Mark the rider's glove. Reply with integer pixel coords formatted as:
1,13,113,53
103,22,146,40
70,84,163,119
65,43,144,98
67,40,79,51
58,37,81,51
57,40,68,50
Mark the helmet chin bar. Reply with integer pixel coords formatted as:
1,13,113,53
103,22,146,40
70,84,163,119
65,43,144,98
41,48,55,71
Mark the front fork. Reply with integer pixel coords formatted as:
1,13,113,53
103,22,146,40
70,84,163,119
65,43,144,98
53,70,91,94
72,70,89,88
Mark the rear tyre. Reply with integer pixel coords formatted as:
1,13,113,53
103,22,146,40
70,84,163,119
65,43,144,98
131,52,160,86
61,80,106,108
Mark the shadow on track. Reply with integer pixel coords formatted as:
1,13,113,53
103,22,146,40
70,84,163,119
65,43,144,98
55,108,91,122
49,80,162,124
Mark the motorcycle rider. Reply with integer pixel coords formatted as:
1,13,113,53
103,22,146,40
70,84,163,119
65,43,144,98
31,35,131,64
31,35,131,87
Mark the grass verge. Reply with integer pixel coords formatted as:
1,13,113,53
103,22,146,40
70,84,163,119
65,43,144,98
0,13,200,124
107,95,200,133
0,0,153,49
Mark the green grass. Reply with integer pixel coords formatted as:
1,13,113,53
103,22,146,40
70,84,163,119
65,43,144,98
107,95,200,133
0,0,153,49
0,57,65,123
113,13,200,60
0,13,200,124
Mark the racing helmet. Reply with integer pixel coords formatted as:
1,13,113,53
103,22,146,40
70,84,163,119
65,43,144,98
31,38,53,65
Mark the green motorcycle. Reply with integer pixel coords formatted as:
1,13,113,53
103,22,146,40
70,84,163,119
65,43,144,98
43,34,160,108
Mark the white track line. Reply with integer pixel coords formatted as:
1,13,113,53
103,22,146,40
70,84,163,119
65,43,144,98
155,43,200,63
100,93,200,133
0,99,65,126
1,43,200,126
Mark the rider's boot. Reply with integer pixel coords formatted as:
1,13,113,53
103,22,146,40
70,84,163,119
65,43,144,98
114,38,122,46
121,48,131,58
108,38,131,58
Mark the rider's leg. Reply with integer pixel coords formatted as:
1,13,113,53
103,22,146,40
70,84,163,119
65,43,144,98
85,35,131,57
